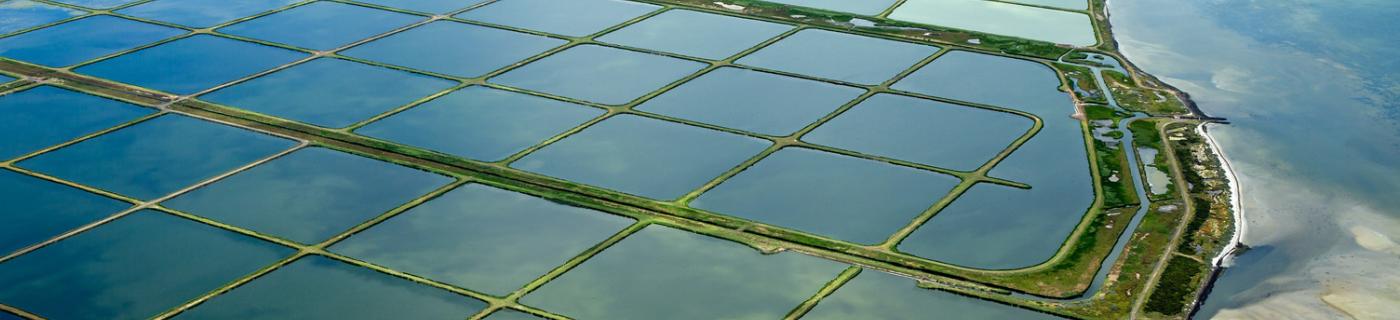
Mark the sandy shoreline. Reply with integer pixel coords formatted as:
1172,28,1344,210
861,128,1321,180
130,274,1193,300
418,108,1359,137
1198,124,1247,267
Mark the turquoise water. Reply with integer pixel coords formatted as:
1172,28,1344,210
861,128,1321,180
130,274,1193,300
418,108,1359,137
482,309,541,320
455,0,658,37
804,269,1062,319
163,147,452,244
0,85,152,160
892,50,1091,269
75,34,306,95
637,67,863,136
201,57,457,128
0,74,12,82
50,0,136,9
0,15,184,67
177,255,484,319
342,21,565,78
491,44,706,105
0,210,292,320
0,169,129,254
520,226,847,319
692,147,959,244
513,114,768,200
804,93,1033,171
738,29,937,84
356,86,602,161
219,1,420,51
355,0,484,14
18,114,296,200
333,183,633,295
598,9,791,60
764,0,898,16
118,0,297,28
1112,0,1400,318
889,0,1096,46
0,1,83,35
1004,0,1085,11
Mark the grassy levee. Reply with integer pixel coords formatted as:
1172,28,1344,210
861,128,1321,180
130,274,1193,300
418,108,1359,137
0,0,1239,315
2,56,1147,313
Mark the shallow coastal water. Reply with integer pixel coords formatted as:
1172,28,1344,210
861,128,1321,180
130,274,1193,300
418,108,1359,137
1112,0,1400,318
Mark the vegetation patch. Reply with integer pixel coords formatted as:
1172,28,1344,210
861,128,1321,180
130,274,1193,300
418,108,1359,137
1166,124,1233,257
1143,256,1207,316
1103,70,1188,115
1056,63,1108,104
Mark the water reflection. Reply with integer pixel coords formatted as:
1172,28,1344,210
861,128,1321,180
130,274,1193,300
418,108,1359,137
202,57,456,128
353,0,483,14
50,0,138,9
357,86,601,161
163,147,453,244
637,67,863,136
0,169,129,254
804,93,1032,171
738,29,937,85
332,183,633,296
0,1,83,35
0,210,293,320
1111,0,1400,318
178,255,485,319
520,225,846,319
18,114,297,200
512,114,768,200
118,0,297,28
890,0,1095,46
455,0,658,37
343,21,565,78
218,1,420,51
74,34,307,95
692,147,959,245
598,9,791,60
892,50,1092,269
804,269,1063,319
490,44,706,105
0,85,152,160
0,15,184,67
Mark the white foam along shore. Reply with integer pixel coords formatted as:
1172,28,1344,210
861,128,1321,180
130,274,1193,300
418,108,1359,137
1198,124,1247,267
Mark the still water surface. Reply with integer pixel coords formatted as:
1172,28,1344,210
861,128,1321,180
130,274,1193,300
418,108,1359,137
1113,0,1400,318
